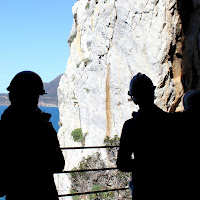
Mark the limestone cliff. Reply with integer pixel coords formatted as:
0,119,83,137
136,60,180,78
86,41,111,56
56,0,200,198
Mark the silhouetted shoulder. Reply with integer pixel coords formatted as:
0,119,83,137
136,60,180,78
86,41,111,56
42,121,65,173
0,120,8,143
40,121,57,135
0,120,7,197
125,105,170,128
121,113,140,138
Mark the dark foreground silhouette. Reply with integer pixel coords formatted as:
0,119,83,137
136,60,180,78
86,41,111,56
0,71,65,200
172,90,200,200
117,73,173,200
117,73,200,200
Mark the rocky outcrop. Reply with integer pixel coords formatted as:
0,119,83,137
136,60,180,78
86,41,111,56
180,0,200,92
39,74,63,107
56,0,200,198
0,94,10,106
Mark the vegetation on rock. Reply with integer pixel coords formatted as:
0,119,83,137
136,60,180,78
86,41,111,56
71,128,88,146
68,30,77,44
69,136,131,200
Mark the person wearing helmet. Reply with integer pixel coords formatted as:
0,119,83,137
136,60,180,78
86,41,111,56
183,89,200,113
7,70,46,111
0,71,65,200
165,89,200,200
117,73,171,200
180,90,200,199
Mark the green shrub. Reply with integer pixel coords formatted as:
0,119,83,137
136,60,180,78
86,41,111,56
85,2,90,9
70,189,80,200
76,62,82,68
92,184,102,191
70,151,131,200
85,88,90,93
102,190,115,200
70,167,78,180
89,184,102,199
76,58,91,68
67,30,77,44
71,129,88,146
83,58,91,66
71,128,83,142
69,136,131,199
104,135,120,164
104,135,120,146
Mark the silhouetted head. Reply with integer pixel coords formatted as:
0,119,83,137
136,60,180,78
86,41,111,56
7,71,46,111
183,90,200,112
128,73,156,107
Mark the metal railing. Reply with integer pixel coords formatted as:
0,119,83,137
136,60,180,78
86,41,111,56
57,145,130,198
58,188,129,198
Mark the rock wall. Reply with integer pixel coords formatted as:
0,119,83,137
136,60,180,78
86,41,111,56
55,0,200,198
180,0,200,92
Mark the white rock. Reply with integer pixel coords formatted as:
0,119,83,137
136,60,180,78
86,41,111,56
55,0,200,198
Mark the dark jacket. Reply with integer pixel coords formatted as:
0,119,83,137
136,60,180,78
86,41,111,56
172,110,200,200
117,104,171,200
0,120,6,198
0,106,65,200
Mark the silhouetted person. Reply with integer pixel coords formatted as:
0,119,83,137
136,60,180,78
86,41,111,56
0,71,65,200
180,90,200,199
0,122,6,198
183,90,200,114
165,89,200,200
117,73,171,200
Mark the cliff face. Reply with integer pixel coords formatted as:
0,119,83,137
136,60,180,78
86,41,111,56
180,0,200,92
56,0,200,197
59,0,181,144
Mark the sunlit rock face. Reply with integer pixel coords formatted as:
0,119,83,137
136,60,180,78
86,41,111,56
55,0,200,198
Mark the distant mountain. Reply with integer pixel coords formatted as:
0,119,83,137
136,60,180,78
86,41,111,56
0,93,9,106
0,74,63,107
39,74,63,107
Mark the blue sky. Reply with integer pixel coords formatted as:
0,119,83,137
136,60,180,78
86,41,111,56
0,0,77,93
